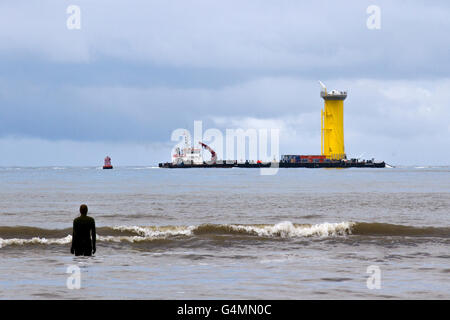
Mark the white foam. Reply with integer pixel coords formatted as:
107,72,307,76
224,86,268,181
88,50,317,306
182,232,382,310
0,225,195,248
97,235,155,243
227,221,354,238
112,222,354,239
112,225,195,238
0,235,72,248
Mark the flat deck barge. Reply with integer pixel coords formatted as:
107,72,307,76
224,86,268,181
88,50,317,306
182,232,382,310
159,160,386,168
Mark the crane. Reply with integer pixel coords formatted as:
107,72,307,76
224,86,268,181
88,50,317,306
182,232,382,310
318,80,327,94
199,141,217,164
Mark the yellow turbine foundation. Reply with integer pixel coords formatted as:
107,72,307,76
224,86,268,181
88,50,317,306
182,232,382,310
321,91,346,160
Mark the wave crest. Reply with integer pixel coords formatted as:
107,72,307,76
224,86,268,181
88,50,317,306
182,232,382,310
194,221,353,237
0,235,72,248
1,221,447,249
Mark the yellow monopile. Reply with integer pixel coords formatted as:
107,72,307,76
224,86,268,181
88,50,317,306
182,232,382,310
320,84,347,160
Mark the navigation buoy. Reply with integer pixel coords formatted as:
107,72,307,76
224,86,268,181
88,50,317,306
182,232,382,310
103,156,113,169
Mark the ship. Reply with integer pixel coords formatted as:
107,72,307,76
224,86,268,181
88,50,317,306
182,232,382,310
159,82,386,169
167,132,234,168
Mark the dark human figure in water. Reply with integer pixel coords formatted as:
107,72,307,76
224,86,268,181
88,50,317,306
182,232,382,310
71,204,96,256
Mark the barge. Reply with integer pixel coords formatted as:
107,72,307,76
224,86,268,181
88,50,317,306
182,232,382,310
159,159,385,169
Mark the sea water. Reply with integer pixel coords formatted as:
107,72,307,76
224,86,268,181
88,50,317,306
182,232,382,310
0,166,449,299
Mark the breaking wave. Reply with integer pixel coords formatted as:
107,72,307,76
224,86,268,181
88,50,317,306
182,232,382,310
0,235,73,248
0,221,448,248
192,221,352,237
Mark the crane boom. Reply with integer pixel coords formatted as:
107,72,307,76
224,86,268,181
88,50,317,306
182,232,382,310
319,80,327,94
199,142,217,164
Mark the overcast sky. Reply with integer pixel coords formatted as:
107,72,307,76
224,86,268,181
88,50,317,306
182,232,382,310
0,0,449,165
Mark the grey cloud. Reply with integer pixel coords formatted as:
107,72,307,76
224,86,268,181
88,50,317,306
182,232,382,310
1,1,449,77
0,1,449,165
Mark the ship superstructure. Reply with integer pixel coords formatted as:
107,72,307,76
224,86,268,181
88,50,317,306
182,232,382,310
172,132,203,165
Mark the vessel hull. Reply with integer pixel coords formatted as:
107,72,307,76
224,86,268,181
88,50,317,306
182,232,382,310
158,161,385,169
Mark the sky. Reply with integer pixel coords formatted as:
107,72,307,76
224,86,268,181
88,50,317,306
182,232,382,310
0,0,449,166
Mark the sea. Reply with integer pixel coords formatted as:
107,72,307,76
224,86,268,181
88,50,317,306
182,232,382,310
0,166,449,299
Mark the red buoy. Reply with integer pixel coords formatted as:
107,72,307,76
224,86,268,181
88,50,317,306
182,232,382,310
103,156,113,169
